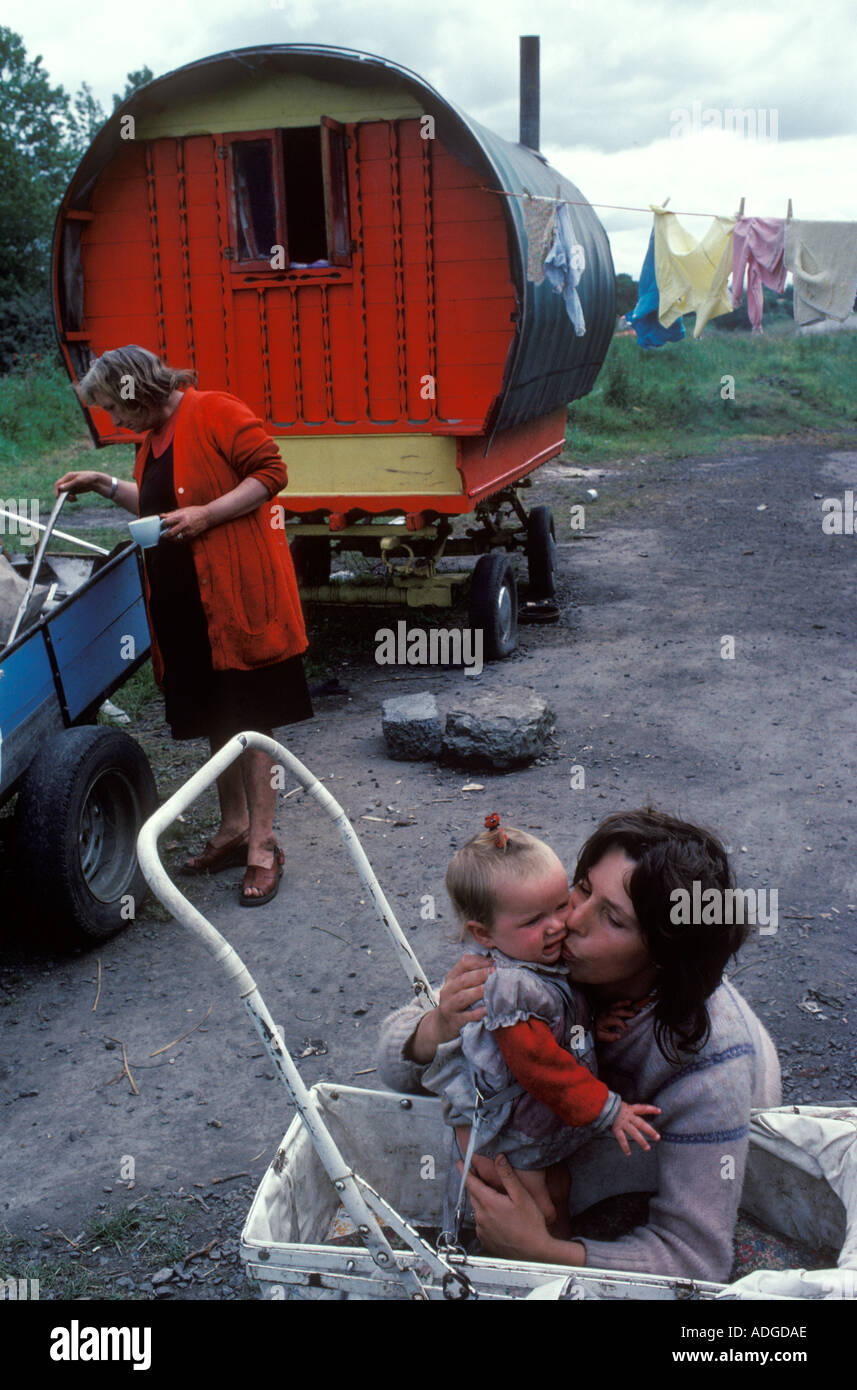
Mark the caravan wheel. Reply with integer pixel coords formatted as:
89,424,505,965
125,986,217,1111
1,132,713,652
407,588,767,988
468,553,518,660
526,505,557,599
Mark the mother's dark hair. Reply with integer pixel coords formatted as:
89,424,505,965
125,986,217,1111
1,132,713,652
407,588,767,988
574,808,749,1065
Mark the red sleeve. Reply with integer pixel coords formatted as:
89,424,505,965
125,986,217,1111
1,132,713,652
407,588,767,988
495,1018,609,1128
206,392,288,496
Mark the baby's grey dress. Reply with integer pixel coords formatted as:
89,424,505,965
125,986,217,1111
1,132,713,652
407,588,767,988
421,947,621,1169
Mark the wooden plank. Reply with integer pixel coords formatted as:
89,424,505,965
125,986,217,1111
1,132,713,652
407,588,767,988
436,364,500,419
266,291,300,423
434,260,516,298
435,329,514,366
355,125,395,161
93,143,148,184
85,279,158,317
85,319,160,354
0,700,64,799
232,294,266,412
48,553,150,723
296,288,328,422
432,222,509,260
83,210,153,244
431,154,488,191
327,290,359,422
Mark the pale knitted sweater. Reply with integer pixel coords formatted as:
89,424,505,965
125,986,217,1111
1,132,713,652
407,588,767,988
376,978,781,1282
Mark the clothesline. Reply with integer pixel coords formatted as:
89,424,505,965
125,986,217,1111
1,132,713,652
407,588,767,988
481,187,792,220
506,186,857,342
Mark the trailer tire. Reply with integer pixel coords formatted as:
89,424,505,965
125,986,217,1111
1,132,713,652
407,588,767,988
15,726,158,947
468,553,518,660
290,536,330,587
526,505,557,599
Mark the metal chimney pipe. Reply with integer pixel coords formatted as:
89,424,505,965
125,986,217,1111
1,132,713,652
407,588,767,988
519,35,540,150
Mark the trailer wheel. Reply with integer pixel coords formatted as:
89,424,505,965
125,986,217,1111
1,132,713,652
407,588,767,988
290,536,330,587
468,553,518,660
15,727,158,947
526,505,557,599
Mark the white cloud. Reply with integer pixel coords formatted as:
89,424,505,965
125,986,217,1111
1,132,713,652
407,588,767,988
4,0,853,275
552,128,857,273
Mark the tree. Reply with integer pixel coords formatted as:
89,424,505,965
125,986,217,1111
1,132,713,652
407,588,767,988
0,27,76,295
68,67,157,156
68,81,108,157
614,272,638,319
0,28,81,368
709,284,795,333
0,30,158,370
112,67,154,111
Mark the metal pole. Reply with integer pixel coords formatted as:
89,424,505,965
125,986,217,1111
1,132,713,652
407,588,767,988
519,35,540,151
7,493,71,645
0,505,110,556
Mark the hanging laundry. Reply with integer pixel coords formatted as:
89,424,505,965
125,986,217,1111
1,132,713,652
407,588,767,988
544,203,586,335
626,231,686,348
784,221,857,326
523,196,558,284
731,218,786,333
652,206,735,338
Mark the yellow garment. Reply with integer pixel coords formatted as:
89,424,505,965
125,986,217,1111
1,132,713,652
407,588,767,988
652,206,736,338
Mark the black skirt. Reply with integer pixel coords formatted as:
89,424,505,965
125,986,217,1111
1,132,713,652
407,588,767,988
139,442,313,743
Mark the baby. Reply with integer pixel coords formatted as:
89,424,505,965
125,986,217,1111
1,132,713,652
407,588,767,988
422,815,660,1237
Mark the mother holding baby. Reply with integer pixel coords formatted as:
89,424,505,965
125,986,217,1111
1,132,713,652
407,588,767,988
377,808,781,1282
54,346,311,906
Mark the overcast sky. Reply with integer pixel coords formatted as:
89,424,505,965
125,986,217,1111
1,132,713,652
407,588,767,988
6,0,855,274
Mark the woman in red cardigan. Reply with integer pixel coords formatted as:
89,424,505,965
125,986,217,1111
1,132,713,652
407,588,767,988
55,345,312,907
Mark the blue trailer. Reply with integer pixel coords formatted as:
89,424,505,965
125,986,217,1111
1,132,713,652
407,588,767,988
0,521,157,945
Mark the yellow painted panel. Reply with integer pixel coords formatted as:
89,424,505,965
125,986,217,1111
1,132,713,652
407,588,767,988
136,74,424,140
275,435,462,496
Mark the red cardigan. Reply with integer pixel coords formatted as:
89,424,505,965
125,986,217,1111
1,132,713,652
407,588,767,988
133,389,307,686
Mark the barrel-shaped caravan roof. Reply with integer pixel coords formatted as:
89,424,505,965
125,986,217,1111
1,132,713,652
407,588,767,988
54,44,615,436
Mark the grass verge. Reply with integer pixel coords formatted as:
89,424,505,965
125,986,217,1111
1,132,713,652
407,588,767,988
565,328,857,462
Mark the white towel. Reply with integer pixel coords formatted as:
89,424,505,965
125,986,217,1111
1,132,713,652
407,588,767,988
784,220,857,325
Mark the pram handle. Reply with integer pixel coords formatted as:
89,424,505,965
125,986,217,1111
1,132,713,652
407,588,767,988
136,732,447,1299
136,731,436,1003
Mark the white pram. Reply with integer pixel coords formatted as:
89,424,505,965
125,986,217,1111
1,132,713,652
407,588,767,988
137,734,857,1301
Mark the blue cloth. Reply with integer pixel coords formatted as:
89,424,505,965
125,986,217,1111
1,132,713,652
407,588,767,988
627,231,685,348
544,203,587,336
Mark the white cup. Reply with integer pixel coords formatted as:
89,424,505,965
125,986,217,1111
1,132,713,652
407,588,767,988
128,515,166,549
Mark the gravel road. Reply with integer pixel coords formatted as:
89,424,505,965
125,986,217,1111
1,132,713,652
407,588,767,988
2,432,855,1298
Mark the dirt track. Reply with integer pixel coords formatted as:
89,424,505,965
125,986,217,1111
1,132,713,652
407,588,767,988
2,432,856,1295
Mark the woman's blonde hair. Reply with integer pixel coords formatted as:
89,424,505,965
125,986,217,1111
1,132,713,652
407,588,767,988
446,824,560,937
76,345,196,412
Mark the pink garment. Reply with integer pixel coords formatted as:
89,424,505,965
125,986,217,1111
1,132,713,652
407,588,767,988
731,218,787,333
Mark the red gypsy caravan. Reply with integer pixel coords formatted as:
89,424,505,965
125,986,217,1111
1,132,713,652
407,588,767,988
52,41,616,656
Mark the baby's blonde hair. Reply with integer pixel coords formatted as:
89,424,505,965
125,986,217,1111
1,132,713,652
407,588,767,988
446,825,561,938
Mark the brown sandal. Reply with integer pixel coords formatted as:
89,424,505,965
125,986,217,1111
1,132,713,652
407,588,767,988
180,829,249,876
239,842,285,908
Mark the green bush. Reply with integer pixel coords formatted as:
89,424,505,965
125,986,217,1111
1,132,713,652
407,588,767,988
604,349,635,408
0,359,85,459
0,289,61,375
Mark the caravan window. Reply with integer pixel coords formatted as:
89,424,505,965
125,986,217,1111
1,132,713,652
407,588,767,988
232,140,279,262
227,122,350,271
